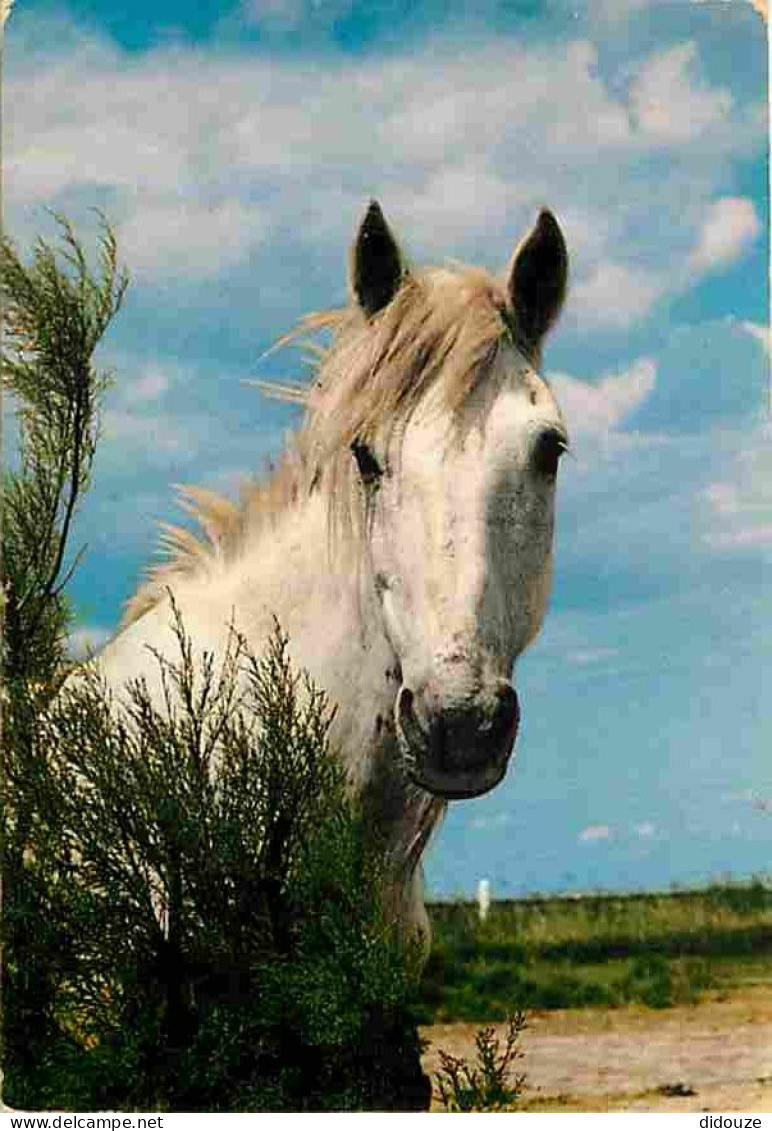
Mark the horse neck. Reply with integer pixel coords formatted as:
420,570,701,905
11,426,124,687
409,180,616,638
238,490,365,652
240,488,394,770
245,490,445,891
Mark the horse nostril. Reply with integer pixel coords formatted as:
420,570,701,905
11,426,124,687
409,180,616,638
491,685,520,750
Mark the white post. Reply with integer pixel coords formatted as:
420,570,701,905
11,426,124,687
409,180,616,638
477,878,490,923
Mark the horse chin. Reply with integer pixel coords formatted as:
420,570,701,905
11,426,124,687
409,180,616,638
408,760,509,801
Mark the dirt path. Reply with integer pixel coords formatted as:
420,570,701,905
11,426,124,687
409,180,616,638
421,988,772,1112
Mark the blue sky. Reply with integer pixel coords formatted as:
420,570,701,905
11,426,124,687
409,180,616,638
4,0,770,898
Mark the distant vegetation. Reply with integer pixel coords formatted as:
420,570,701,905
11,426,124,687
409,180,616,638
418,882,772,1021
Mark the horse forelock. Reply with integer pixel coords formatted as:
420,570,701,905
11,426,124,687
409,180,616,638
122,263,519,628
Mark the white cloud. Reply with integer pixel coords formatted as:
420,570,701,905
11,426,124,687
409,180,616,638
119,198,267,280
740,321,772,359
569,262,665,327
544,42,632,151
570,196,762,325
554,206,613,266
629,41,733,144
132,365,174,404
578,824,612,842
708,523,772,549
384,164,526,254
550,358,656,437
689,197,761,274
540,318,769,576
240,0,354,29
6,47,190,205
376,41,632,166
568,198,762,327
241,0,305,24
587,0,653,23
106,359,184,405
4,19,764,307
701,424,772,552
469,812,511,832
565,647,620,667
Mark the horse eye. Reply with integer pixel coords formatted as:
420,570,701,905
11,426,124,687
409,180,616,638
532,428,568,478
350,440,383,487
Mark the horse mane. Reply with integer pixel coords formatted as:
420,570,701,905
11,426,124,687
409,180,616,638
122,264,519,628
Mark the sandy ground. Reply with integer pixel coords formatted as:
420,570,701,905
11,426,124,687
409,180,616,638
421,988,772,1113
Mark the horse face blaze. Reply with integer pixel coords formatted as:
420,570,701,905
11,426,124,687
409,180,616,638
368,354,565,800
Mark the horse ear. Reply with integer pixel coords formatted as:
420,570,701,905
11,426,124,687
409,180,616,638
507,209,568,355
350,200,404,317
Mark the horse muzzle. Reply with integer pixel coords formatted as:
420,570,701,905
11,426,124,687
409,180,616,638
395,681,520,800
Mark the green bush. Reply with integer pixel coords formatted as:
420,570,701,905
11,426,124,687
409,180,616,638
0,213,126,687
435,1013,527,1112
2,611,429,1111
1,213,127,1110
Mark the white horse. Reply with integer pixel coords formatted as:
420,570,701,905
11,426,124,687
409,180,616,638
94,201,569,937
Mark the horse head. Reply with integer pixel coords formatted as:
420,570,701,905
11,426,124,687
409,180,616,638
339,202,569,801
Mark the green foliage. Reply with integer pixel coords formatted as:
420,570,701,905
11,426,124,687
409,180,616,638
2,610,428,1111
435,1013,527,1112
0,215,128,1110
0,212,127,684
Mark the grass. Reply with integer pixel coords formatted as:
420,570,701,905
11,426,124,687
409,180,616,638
417,880,772,1022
